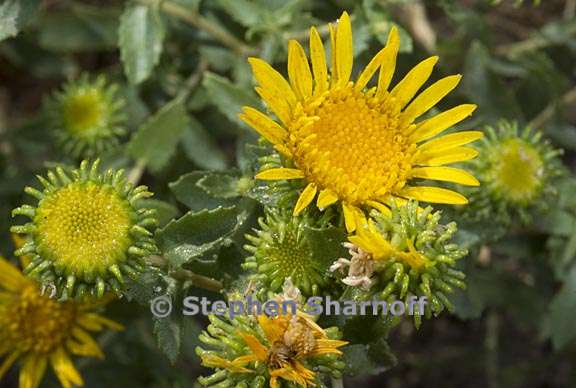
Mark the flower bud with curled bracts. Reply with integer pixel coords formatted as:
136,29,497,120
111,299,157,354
45,74,126,159
196,282,347,387
11,160,158,300
331,201,467,325
463,120,564,227
243,207,337,298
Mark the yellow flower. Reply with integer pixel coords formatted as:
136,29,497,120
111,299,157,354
202,314,347,388
0,256,122,388
241,11,482,231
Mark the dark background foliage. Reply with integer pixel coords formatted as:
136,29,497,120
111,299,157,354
1,0,576,387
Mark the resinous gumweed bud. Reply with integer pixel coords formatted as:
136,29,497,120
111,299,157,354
45,74,126,159
332,201,467,325
243,208,332,297
11,160,158,300
464,120,564,225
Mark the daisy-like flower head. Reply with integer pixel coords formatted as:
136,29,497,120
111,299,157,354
240,11,482,232
243,207,334,296
45,74,126,159
11,160,158,300
332,201,467,322
465,120,563,225
0,256,122,388
197,306,347,388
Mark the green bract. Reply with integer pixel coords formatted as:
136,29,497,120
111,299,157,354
334,201,467,325
11,160,158,300
45,74,126,159
465,120,564,226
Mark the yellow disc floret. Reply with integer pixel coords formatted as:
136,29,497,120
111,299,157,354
11,160,158,300
63,87,106,136
35,182,133,277
0,256,122,388
241,11,482,232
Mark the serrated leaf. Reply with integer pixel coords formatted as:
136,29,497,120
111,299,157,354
157,207,240,267
181,116,227,171
198,173,241,199
153,317,181,364
119,3,165,84
127,99,189,173
202,72,260,125
0,0,40,42
169,172,238,211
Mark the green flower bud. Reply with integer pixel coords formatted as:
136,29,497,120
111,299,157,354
45,74,126,159
11,160,158,300
332,201,467,324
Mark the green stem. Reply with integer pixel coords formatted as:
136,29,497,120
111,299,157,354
171,268,224,293
127,159,147,185
528,85,576,129
135,0,255,56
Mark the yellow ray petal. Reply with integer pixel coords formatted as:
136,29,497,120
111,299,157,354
376,25,400,95
288,40,313,101
50,347,83,388
19,354,48,388
248,57,297,107
390,56,438,109
0,256,26,291
401,75,462,125
255,168,304,180
418,130,483,153
410,166,480,186
0,351,19,380
355,26,399,92
416,146,479,166
239,107,287,145
366,200,392,216
317,188,338,210
335,11,353,85
243,341,271,369
309,26,329,95
294,183,318,216
329,23,337,84
401,186,468,205
342,203,365,232
255,86,292,125
411,104,477,143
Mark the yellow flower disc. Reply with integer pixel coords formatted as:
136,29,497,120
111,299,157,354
241,11,482,231
35,182,133,277
63,88,106,136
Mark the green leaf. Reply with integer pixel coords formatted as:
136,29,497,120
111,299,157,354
127,99,189,173
118,3,165,84
304,225,348,268
38,6,118,52
169,172,238,211
550,266,576,349
197,173,242,199
156,207,240,267
153,317,181,364
214,0,263,27
0,0,40,42
138,199,179,227
202,72,260,125
181,116,227,171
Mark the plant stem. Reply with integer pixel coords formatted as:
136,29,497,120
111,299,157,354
135,0,255,56
171,268,224,293
127,159,147,185
495,23,576,59
529,85,576,129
